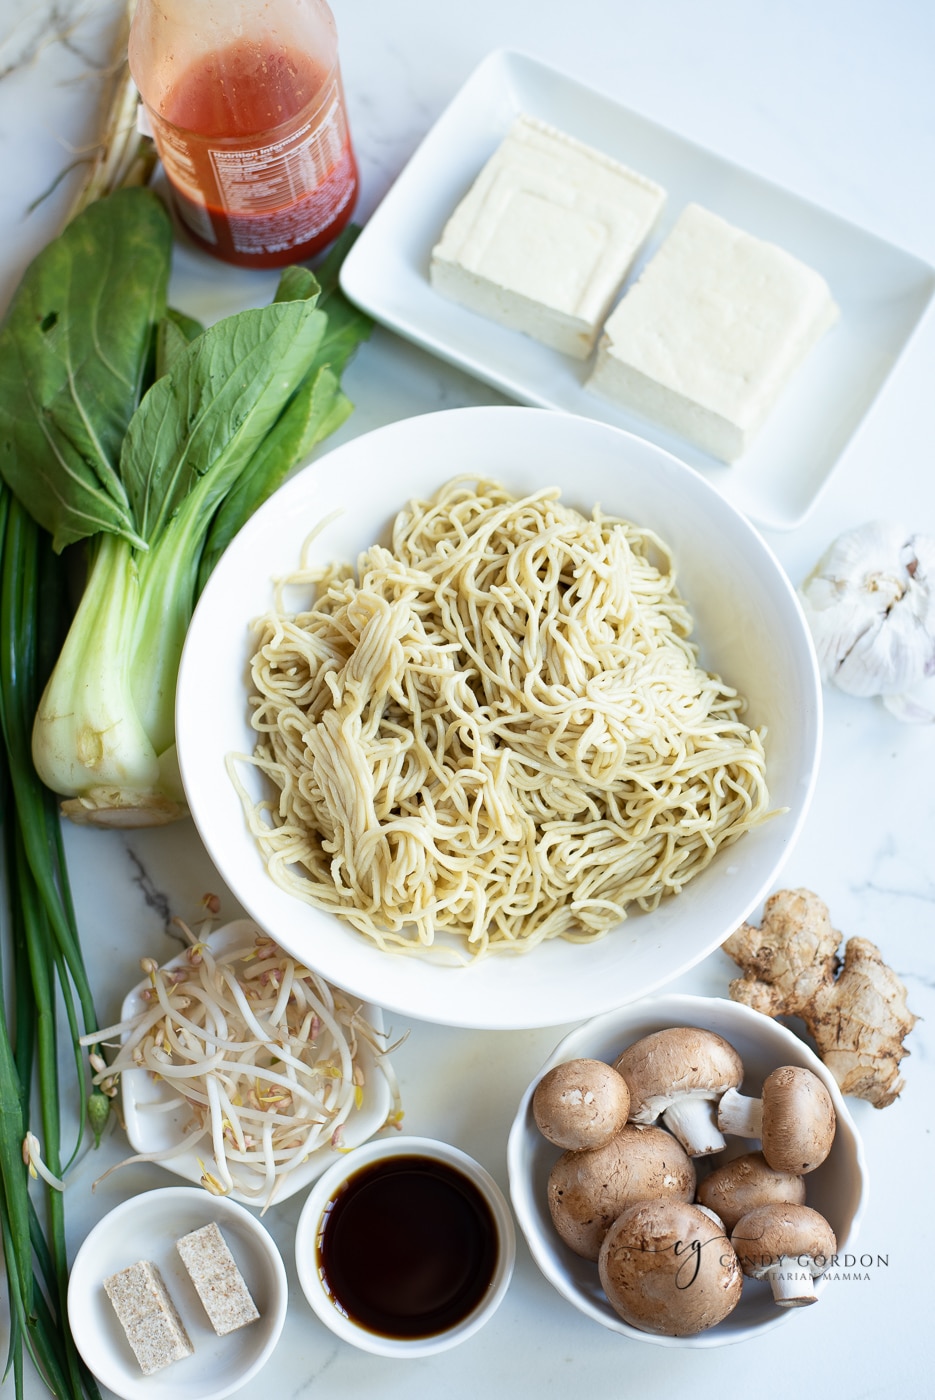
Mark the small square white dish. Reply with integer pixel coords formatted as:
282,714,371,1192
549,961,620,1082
66,1187,287,1400
340,48,935,532
118,920,394,1206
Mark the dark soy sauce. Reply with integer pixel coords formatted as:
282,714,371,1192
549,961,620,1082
316,1154,500,1338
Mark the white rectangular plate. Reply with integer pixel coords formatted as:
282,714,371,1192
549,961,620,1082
340,48,935,531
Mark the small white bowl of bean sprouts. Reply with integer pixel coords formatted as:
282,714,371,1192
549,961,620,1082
99,920,401,1210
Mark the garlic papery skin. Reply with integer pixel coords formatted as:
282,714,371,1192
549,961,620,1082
799,522,935,716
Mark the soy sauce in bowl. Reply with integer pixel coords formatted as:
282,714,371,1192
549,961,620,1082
296,1135,516,1357
317,1154,498,1337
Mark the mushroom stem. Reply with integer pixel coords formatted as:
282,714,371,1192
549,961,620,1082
767,1258,820,1307
661,1094,726,1156
716,1087,763,1139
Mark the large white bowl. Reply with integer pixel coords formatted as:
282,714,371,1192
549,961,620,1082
177,406,821,1030
507,994,868,1347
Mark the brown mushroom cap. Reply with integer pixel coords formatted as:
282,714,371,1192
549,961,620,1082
613,1027,744,1157
696,1151,807,1233
731,1203,837,1306
761,1066,836,1174
717,1065,836,1174
533,1058,631,1151
599,1199,743,1336
547,1122,696,1261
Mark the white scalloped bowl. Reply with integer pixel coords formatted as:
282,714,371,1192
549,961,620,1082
507,993,868,1347
177,406,822,1030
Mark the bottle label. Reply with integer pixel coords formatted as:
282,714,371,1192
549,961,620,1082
220,143,356,256
176,193,218,246
158,79,356,257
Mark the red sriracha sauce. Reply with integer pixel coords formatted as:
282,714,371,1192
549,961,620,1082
148,39,357,268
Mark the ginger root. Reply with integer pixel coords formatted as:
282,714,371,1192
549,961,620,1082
723,888,918,1108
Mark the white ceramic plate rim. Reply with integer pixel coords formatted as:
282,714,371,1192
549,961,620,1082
340,47,935,531
66,1187,287,1400
507,993,869,1348
177,405,821,1030
118,920,392,1205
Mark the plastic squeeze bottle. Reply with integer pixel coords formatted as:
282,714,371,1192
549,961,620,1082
128,0,358,268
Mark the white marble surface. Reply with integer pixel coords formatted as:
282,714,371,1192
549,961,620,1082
1,2,934,1397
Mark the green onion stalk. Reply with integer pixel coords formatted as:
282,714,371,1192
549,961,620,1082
0,484,108,1400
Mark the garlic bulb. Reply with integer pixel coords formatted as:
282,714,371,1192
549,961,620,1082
799,522,935,721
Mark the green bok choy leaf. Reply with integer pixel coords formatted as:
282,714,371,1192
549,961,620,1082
0,187,371,826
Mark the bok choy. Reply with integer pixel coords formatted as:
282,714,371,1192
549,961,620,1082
0,186,370,826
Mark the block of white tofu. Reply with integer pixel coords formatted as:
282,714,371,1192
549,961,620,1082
587,203,840,461
176,1222,260,1337
103,1260,193,1375
430,114,666,359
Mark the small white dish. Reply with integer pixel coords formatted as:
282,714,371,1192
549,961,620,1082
66,1187,287,1400
119,920,393,1206
507,993,868,1347
294,1135,515,1356
340,48,935,531
177,405,821,1031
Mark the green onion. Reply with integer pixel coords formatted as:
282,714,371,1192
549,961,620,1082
1,489,103,1399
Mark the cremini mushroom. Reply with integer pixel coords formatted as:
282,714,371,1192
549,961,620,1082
614,1027,744,1157
547,1122,696,1260
717,1065,836,1173
533,1058,631,1151
599,1199,743,1336
731,1202,836,1306
696,1151,807,1233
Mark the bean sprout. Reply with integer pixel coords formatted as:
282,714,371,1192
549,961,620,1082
84,923,403,1210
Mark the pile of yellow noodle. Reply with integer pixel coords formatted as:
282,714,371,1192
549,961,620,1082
233,478,769,958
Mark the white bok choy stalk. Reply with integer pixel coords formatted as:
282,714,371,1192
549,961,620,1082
0,187,370,824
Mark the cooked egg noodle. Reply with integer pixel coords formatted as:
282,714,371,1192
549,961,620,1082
235,478,769,957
